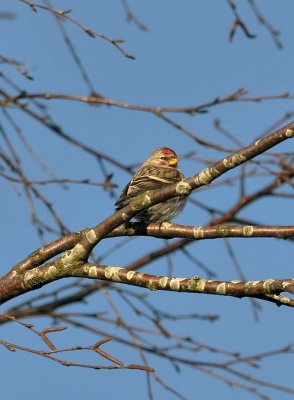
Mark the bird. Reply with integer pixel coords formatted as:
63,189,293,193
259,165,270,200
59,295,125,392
115,147,186,223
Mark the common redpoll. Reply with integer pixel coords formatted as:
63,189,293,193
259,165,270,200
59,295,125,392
115,147,186,223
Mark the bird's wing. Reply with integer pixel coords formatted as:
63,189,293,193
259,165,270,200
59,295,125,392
115,181,131,209
115,166,183,210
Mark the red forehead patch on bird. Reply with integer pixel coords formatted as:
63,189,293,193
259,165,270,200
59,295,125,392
162,148,176,156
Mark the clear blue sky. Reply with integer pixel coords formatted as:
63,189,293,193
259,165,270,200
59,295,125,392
1,1,294,399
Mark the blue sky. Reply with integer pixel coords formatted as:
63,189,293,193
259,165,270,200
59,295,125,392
1,1,294,399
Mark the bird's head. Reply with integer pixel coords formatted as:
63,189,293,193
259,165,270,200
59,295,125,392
144,147,179,168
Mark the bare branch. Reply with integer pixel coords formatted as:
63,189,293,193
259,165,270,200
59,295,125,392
19,0,135,59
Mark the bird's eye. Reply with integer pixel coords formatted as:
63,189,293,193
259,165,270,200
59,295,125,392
160,156,167,160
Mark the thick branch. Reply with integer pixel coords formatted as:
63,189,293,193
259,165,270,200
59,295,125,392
110,223,294,240
1,261,294,307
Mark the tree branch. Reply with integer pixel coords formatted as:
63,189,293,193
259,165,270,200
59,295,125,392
1,89,293,114
1,261,294,307
0,122,293,305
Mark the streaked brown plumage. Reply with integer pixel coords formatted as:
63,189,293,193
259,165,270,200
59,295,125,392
115,147,186,223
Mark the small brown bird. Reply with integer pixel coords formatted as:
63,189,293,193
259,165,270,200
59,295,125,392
115,147,186,223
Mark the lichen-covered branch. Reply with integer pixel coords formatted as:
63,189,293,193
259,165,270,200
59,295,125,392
1,260,294,307
111,223,294,240
6,223,293,281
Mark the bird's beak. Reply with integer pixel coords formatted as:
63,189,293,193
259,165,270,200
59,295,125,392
168,157,178,167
